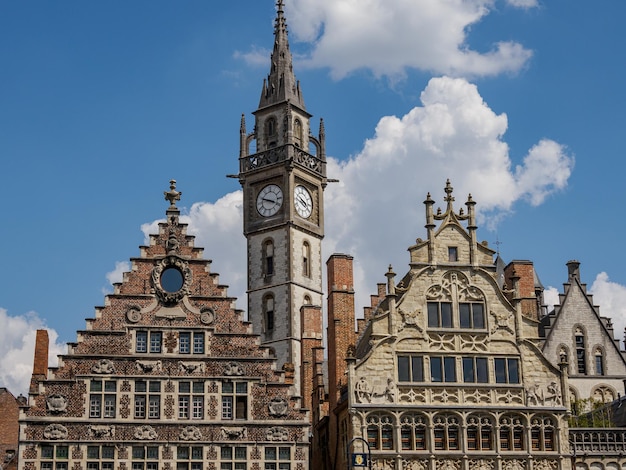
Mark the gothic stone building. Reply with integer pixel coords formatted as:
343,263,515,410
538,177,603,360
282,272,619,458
17,187,312,470
318,182,574,470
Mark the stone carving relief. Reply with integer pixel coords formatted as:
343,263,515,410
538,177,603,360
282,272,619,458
354,377,396,404
401,459,428,470
221,427,247,440
490,309,514,335
46,395,68,414
134,425,157,440
501,460,526,470
432,389,460,404
533,460,557,470
398,308,425,336
89,425,115,438
43,424,68,440
372,459,395,470
526,382,561,406
428,334,455,351
92,359,115,374
426,271,484,303
459,334,488,352
179,426,202,441
224,362,244,376
178,361,205,374
266,427,289,441
200,308,215,325
435,460,460,470
468,460,494,470
135,360,162,373
151,256,192,305
268,398,289,417
496,389,524,405
126,307,141,323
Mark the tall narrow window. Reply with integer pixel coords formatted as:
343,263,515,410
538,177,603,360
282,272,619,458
499,415,525,451
427,302,453,328
448,247,458,262
575,328,586,374
266,117,277,148
462,357,488,383
494,358,520,384
89,380,117,418
222,382,248,420
398,355,424,382
302,242,310,278
433,415,460,451
431,356,456,383
264,296,274,332
294,119,303,148
459,303,485,329
366,414,394,451
264,241,274,276
595,349,605,375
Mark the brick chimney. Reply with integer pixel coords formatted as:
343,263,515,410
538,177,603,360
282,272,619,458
504,261,539,320
326,254,356,408
29,329,49,393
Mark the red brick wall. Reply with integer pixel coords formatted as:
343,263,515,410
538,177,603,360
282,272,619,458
504,260,539,320
0,388,19,470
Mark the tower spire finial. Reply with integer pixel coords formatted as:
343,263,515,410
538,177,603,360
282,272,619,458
259,0,306,110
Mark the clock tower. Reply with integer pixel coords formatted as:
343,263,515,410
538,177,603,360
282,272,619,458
237,0,326,399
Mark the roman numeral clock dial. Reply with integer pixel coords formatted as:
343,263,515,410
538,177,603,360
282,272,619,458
256,184,283,217
294,185,313,218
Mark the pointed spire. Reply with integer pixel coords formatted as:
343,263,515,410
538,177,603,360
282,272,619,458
258,0,306,110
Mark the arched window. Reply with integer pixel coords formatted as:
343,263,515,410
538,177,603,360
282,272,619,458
530,416,555,451
264,295,275,332
302,242,310,278
304,295,311,305
575,327,586,374
433,414,460,451
400,414,427,451
294,119,303,148
263,240,274,277
265,117,277,148
366,414,394,450
499,414,525,451
594,347,605,375
466,415,493,451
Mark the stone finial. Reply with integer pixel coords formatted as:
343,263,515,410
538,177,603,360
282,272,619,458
164,180,182,209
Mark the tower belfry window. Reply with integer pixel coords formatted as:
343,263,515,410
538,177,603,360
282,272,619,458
575,328,586,374
265,296,275,332
264,241,274,276
294,119,303,148
302,242,310,277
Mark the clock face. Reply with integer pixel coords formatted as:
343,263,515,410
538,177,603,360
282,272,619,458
256,184,283,217
294,185,313,218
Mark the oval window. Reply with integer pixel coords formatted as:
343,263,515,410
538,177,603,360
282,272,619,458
161,267,184,293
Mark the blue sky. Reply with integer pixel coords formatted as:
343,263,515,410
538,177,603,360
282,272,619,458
2,0,626,394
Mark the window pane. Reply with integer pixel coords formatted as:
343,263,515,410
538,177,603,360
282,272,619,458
90,381,103,392
472,304,485,329
278,447,290,460
398,356,410,382
507,359,520,384
441,303,452,328
102,447,115,459
476,358,488,383
221,447,233,460
459,303,471,328
104,381,116,392
463,357,474,382
427,303,438,327
136,332,147,353
222,382,234,393
495,358,506,383
135,381,147,392
87,446,99,459
180,333,191,354
193,382,204,393
180,382,191,393
236,382,248,394
444,357,456,382
431,357,443,382
150,332,162,353
265,447,277,460
149,381,161,392
411,356,424,382
193,333,204,354
222,397,233,419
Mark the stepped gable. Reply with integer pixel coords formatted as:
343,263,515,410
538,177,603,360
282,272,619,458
22,180,307,443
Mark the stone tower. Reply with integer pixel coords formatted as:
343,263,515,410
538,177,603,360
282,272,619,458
237,0,327,400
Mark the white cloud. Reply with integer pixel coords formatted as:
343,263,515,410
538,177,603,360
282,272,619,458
102,261,132,294
506,0,539,8
589,272,626,348
321,76,572,313
283,0,534,79
543,286,560,311
0,309,65,396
